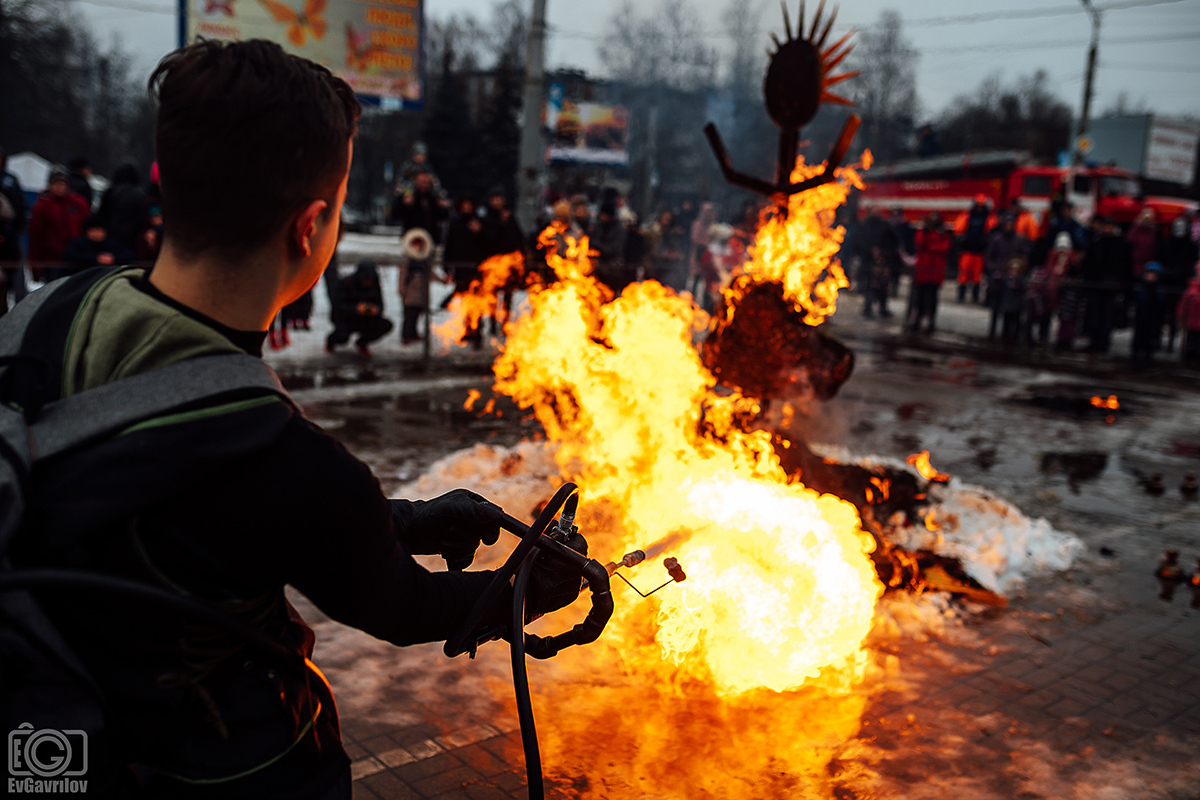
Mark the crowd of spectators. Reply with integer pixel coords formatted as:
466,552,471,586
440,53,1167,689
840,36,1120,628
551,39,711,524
844,194,1200,369
5,145,1198,369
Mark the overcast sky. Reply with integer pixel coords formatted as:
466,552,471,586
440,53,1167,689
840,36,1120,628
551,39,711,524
76,0,1200,119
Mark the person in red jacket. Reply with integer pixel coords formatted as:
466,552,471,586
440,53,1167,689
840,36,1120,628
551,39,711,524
909,211,951,334
28,167,90,283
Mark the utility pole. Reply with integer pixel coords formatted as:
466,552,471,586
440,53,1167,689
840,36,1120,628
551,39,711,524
516,0,548,233
1075,0,1102,163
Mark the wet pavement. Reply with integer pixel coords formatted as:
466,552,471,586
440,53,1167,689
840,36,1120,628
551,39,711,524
266,244,1200,798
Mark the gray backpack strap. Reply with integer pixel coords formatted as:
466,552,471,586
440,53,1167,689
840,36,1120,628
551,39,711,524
0,280,70,358
28,353,292,462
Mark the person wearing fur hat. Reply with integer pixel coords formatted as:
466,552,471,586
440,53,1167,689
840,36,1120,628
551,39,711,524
28,166,90,282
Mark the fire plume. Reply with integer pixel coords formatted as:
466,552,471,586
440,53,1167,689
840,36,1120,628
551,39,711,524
435,251,525,345
481,157,883,795
906,450,950,483
716,157,866,329
493,174,880,669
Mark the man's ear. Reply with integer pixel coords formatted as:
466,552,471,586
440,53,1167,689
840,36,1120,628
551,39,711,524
291,199,329,259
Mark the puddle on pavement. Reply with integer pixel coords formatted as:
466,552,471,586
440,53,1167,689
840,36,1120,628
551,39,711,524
1040,451,1108,493
303,387,532,489
1012,384,1132,422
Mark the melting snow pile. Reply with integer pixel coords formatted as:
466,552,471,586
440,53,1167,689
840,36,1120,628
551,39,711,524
402,442,1083,597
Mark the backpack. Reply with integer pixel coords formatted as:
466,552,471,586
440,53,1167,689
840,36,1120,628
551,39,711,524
0,282,301,792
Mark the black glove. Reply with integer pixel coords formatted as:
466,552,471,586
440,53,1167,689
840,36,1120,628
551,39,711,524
523,531,588,624
392,489,502,570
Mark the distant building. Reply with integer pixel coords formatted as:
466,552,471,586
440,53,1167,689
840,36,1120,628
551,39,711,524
1090,114,1200,197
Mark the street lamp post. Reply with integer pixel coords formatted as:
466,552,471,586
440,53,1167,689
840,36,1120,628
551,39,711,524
1075,0,1102,162
516,0,548,233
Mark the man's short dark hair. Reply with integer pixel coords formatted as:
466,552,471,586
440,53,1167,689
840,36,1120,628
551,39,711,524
150,39,361,259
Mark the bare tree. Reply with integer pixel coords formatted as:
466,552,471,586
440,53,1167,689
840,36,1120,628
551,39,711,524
723,0,766,96
0,0,152,173
849,10,919,163
938,69,1073,160
598,0,717,92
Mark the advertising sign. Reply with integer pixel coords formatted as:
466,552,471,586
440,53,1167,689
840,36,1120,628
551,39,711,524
546,84,630,166
184,0,424,109
1145,117,1200,186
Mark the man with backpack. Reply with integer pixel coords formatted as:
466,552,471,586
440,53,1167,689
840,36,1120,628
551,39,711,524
0,40,581,799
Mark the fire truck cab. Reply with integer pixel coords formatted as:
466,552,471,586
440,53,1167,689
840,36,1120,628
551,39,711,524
859,150,1197,228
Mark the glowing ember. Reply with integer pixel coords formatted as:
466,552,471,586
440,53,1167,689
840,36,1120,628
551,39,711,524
906,450,950,483
1090,394,1119,410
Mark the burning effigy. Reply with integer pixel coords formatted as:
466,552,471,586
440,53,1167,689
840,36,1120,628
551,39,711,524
406,5,1082,796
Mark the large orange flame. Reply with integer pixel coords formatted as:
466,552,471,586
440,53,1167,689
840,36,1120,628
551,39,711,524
493,156,880,696
435,251,525,346
717,153,868,328
481,156,883,795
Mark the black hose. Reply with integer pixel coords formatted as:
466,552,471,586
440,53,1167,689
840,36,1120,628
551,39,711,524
511,551,544,800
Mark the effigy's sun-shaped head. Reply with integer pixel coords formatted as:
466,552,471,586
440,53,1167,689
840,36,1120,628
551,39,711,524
763,0,858,131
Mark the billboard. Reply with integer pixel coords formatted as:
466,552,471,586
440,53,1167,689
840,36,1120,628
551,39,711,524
1145,117,1199,186
546,84,629,166
184,0,424,109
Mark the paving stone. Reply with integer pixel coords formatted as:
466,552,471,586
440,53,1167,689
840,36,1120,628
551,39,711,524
352,757,388,781
353,783,382,800
361,734,402,758
412,765,486,798
478,733,524,762
463,785,515,800
360,771,421,800
395,752,466,784
1099,671,1144,692
1072,663,1114,683
378,746,419,769
1045,696,1092,720
455,743,513,777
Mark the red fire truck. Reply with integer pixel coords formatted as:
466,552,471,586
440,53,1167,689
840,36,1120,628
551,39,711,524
858,150,1197,227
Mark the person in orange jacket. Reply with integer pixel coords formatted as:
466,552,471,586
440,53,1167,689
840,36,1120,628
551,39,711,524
1010,198,1041,241
954,194,996,304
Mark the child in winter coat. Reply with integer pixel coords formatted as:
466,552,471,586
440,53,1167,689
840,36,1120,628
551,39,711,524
1130,261,1167,369
999,257,1028,345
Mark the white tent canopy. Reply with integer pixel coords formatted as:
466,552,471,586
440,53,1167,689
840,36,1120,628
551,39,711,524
6,151,51,193
5,152,110,207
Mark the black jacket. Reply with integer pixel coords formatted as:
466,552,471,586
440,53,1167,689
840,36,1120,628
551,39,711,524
0,170,27,261
3,269,496,797
1081,233,1133,290
331,263,386,324
392,189,448,244
443,214,486,264
481,207,524,256
99,164,148,249
61,234,136,270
